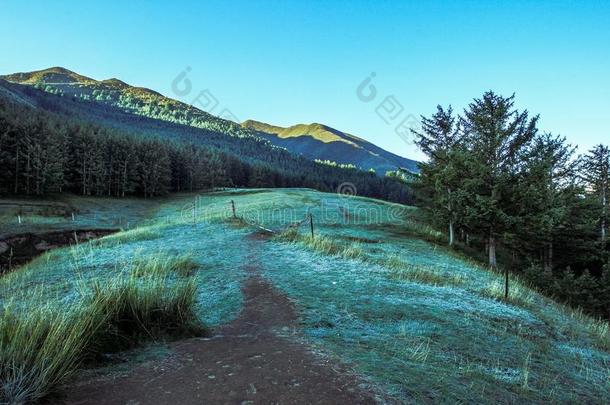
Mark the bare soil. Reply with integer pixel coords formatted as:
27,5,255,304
0,229,117,273
63,232,378,404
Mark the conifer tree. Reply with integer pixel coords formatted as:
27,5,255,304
581,144,610,242
412,105,462,246
461,92,539,268
509,133,578,271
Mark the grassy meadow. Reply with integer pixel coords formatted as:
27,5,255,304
1,189,609,403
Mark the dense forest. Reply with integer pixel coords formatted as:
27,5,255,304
412,92,609,318
0,93,413,203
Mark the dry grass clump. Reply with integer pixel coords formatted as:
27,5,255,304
0,268,203,403
132,253,200,277
277,230,364,261
384,255,466,287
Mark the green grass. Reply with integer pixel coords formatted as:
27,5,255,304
0,267,203,404
479,277,539,308
2,189,610,404
132,253,200,277
0,303,99,404
94,226,161,246
0,195,159,238
276,230,365,261
386,256,466,287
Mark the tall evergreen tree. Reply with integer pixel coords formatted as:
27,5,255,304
510,133,578,271
461,91,539,268
581,144,610,242
412,105,463,245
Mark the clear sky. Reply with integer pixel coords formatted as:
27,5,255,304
1,0,609,160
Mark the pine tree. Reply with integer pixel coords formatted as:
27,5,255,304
412,105,463,246
581,144,610,242
510,133,578,271
461,92,539,268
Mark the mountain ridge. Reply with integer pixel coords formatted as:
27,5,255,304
242,119,419,174
1,67,419,174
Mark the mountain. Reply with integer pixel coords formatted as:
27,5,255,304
242,120,419,174
0,68,414,203
1,67,419,174
0,67,255,139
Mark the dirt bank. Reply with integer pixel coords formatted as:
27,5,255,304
0,229,117,272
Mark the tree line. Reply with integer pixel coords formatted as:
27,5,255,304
413,91,609,318
0,95,413,204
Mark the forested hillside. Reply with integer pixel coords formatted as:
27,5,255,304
412,92,610,318
0,80,413,203
1,67,419,175
1,67,249,138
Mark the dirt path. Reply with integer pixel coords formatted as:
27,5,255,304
64,233,377,404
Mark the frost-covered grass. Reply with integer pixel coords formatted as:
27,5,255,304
0,264,202,404
94,226,162,246
0,195,160,238
215,189,610,403
259,241,610,403
277,231,365,260
2,189,610,403
0,222,247,327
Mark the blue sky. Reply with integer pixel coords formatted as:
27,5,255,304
1,0,609,160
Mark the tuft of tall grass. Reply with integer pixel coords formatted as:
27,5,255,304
0,304,102,404
132,253,200,277
277,230,365,261
88,272,204,354
0,270,204,404
385,255,466,287
278,230,466,287
479,279,538,308
479,276,610,351
94,226,161,246
552,306,610,352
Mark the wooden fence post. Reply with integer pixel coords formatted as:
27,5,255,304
309,213,314,239
231,200,236,218
504,267,509,300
